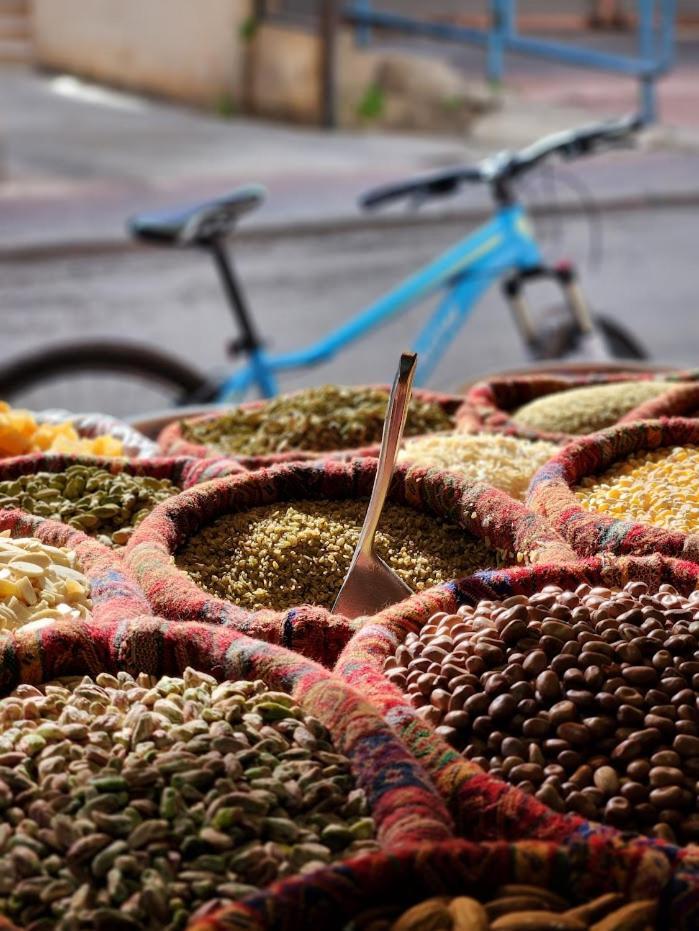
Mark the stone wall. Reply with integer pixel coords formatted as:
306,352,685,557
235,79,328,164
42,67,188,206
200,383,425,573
30,0,251,109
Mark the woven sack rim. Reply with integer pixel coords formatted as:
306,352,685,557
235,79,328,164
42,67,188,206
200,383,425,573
526,417,699,559
334,554,699,865
459,369,692,443
124,457,576,665
0,507,151,625
188,835,696,931
0,616,454,854
157,385,464,462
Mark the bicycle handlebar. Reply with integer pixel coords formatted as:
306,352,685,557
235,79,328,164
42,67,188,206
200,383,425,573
360,114,644,211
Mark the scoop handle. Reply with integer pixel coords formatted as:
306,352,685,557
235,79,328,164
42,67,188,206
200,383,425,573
356,352,417,558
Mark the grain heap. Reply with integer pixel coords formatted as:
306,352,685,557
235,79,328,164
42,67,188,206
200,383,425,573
175,500,499,612
385,580,699,844
0,532,91,629
0,466,179,547
575,445,699,533
348,890,657,931
512,381,675,436
398,434,557,501
180,386,454,456
0,668,377,930
0,404,123,458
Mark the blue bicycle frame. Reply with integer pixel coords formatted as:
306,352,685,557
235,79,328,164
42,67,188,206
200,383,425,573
216,202,543,401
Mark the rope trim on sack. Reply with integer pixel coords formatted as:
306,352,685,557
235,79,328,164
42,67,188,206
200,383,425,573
527,418,699,559
125,458,576,666
157,386,464,463
458,370,691,442
334,555,699,886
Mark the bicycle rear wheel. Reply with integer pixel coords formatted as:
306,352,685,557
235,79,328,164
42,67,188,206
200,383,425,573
0,342,211,419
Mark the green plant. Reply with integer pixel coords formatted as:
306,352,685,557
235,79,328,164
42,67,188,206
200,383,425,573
441,94,464,112
356,82,385,121
240,15,259,42
215,92,237,118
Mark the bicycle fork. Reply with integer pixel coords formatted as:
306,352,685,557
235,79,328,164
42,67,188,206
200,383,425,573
502,262,595,358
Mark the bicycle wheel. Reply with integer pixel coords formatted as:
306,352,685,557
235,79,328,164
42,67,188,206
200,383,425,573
594,315,647,360
0,342,212,419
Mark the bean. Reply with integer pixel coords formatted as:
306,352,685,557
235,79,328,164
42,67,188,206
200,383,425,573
387,580,699,842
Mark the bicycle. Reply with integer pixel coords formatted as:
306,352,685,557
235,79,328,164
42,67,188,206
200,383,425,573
0,115,646,414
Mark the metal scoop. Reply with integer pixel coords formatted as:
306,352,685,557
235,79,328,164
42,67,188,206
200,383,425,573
332,352,416,620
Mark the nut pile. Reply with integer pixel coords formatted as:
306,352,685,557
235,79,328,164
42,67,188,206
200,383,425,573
398,434,558,501
512,381,676,436
176,500,500,612
575,445,699,533
0,532,91,630
181,386,454,456
0,466,179,547
349,889,657,931
385,581,699,843
0,403,123,458
0,668,377,930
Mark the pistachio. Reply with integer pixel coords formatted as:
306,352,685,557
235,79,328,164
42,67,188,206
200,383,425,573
181,384,454,456
0,466,178,547
0,668,377,928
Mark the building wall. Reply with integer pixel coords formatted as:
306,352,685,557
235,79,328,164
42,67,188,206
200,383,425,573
30,0,251,108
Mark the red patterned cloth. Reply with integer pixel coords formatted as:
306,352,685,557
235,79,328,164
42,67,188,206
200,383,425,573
125,458,576,666
0,451,248,487
621,381,699,423
459,370,690,442
334,557,699,871
1,617,453,852
527,417,699,560
157,386,464,462
0,508,151,626
188,836,699,930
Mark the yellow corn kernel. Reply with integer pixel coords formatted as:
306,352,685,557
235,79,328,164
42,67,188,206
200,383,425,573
574,444,699,533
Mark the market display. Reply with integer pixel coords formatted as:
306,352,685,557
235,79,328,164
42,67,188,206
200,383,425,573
575,445,699,533
512,381,676,436
0,465,179,546
349,890,657,931
0,668,377,930
398,433,557,501
178,386,454,456
0,404,124,458
6,376,699,930
175,500,498,612
0,532,91,629
384,579,699,844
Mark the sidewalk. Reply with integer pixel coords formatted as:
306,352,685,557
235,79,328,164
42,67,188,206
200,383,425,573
1,61,699,255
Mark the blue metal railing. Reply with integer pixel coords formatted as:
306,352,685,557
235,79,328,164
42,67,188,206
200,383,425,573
344,0,676,123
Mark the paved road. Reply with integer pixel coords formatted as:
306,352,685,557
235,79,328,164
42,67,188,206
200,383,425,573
2,67,699,252
0,203,695,418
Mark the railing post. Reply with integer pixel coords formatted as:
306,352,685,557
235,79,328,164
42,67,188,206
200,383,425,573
320,0,340,129
637,0,656,122
353,0,372,48
486,0,509,84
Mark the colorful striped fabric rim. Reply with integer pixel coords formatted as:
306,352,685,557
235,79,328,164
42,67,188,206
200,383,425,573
527,417,699,560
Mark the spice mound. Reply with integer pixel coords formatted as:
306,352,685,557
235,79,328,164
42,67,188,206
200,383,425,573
0,668,378,930
0,402,123,458
0,532,91,629
348,890,657,931
386,580,699,844
180,385,455,456
0,465,179,547
575,445,699,533
175,500,498,612
398,433,557,501
512,381,675,436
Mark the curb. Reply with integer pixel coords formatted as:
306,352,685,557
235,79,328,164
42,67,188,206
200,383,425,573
2,188,699,262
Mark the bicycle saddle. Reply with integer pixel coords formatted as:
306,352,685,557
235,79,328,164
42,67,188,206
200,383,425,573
129,184,266,245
